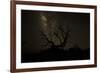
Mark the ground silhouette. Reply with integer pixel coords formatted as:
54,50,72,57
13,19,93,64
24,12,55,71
22,47,90,63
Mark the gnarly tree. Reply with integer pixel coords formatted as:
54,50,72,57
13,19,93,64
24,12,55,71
40,12,70,49
41,23,70,49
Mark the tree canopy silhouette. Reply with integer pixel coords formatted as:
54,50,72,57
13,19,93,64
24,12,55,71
41,22,70,49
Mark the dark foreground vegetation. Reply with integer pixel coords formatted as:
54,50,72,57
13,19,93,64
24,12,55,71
22,48,90,63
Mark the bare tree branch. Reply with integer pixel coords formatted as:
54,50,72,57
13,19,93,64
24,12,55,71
53,31,62,44
58,24,65,39
40,12,71,49
40,23,70,49
55,24,70,47
41,31,55,46
61,29,70,47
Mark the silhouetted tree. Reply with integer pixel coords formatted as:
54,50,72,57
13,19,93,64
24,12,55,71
41,23,70,49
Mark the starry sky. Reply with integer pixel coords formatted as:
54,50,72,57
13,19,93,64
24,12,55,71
21,10,90,54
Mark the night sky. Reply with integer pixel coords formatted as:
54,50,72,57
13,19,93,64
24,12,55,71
21,10,90,54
